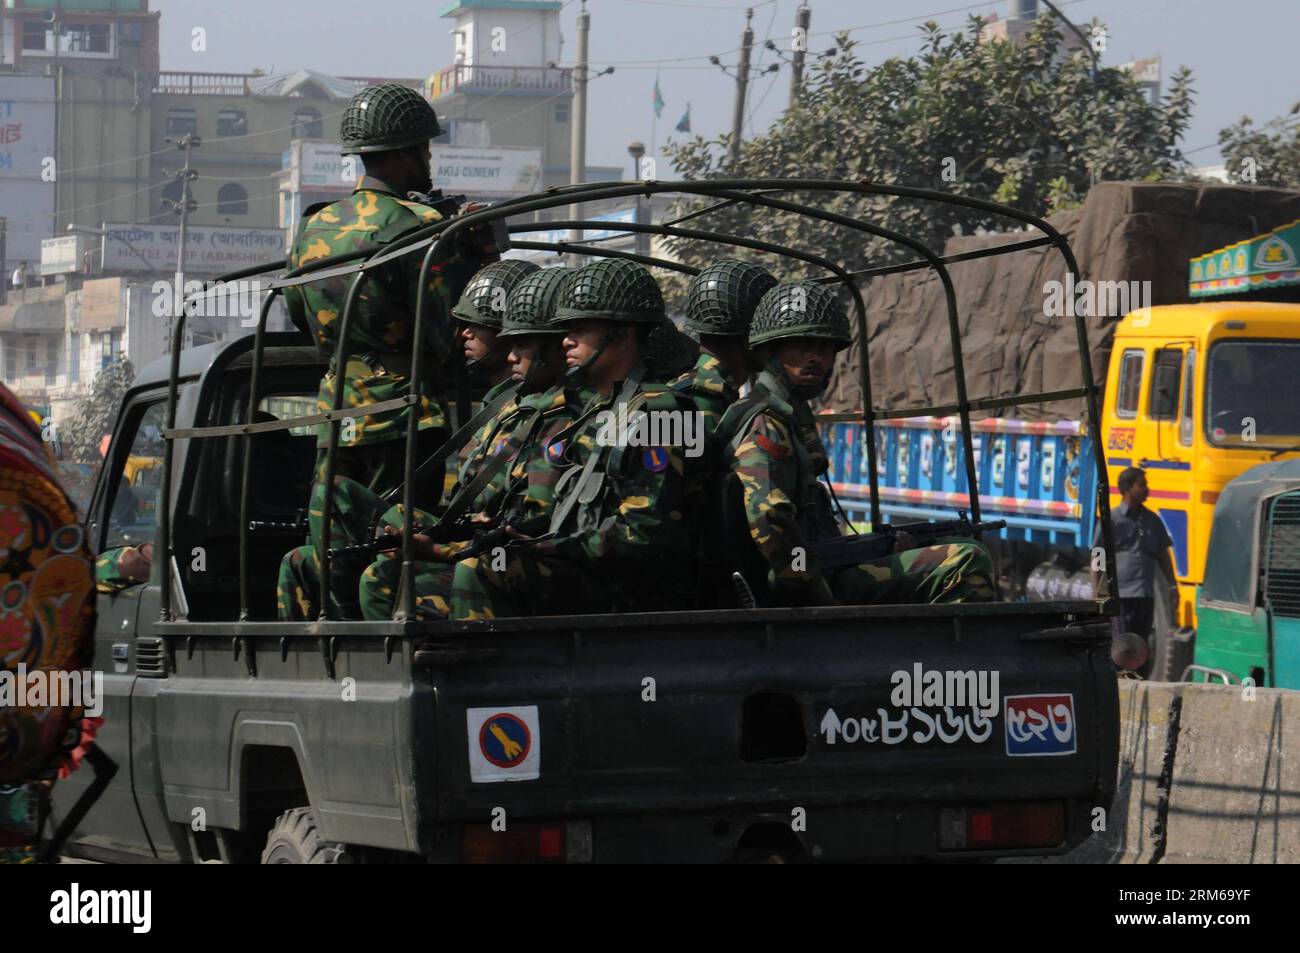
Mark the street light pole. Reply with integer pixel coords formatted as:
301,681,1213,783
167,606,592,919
627,141,649,257
164,132,200,348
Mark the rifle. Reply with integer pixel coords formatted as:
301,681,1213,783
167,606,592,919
811,512,1006,572
326,517,477,560
327,514,552,562
449,516,553,563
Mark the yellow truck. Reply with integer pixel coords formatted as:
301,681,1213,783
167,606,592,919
1100,301,1300,639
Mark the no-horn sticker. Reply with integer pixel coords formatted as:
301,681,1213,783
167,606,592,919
467,705,540,782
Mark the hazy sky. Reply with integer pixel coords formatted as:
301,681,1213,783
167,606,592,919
155,0,1299,174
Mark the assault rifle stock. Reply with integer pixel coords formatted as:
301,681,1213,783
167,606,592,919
811,513,1006,572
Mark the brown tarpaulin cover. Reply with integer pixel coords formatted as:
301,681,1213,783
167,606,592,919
824,182,1300,421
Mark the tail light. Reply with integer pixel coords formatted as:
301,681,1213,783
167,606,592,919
461,821,592,864
939,801,1065,850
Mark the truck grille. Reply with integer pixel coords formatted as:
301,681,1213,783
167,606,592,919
1265,493,1300,619
135,637,168,677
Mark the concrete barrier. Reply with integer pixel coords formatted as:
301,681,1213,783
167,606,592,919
1049,679,1300,863
1162,684,1300,863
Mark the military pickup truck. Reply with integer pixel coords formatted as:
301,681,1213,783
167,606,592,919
53,179,1121,863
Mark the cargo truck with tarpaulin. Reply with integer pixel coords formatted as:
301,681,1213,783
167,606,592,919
822,197,1300,681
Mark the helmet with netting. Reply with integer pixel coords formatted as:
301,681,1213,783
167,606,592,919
553,258,665,325
748,280,852,350
499,268,573,338
340,83,442,154
684,259,777,336
453,260,541,331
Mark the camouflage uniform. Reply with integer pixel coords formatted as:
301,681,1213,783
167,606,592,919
358,384,592,619
359,267,583,620
670,352,738,435
276,475,389,621
276,85,482,620
719,281,995,607
448,259,707,620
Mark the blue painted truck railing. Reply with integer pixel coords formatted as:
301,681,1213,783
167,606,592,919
819,416,1097,551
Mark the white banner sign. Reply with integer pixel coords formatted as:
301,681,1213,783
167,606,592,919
40,235,84,275
431,146,543,197
100,223,285,274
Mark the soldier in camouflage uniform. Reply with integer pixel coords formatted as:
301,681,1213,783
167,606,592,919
446,259,706,620
276,84,492,620
359,266,584,619
718,281,995,607
670,259,776,433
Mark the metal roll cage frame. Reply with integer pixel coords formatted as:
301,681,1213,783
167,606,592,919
157,178,1117,626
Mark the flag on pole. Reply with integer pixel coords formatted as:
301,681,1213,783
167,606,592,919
653,75,665,118
675,103,691,133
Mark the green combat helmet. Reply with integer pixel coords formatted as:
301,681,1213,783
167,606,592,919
498,267,572,338
554,258,665,325
453,260,541,331
748,280,852,351
684,259,777,337
340,83,442,154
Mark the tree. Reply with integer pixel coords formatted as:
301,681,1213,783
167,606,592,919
664,16,1195,284
60,357,135,463
1218,108,1300,188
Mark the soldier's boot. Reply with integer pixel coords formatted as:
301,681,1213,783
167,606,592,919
831,541,997,605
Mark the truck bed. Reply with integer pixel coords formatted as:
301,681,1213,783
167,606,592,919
133,600,1117,862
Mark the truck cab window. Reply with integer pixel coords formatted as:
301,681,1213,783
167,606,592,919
1206,340,1300,448
1148,348,1183,421
1115,349,1144,419
103,402,168,551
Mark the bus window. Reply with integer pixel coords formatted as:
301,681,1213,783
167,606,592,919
1207,340,1300,449
1148,349,1183,421
1179,348,1196,446
1115,349,1144,419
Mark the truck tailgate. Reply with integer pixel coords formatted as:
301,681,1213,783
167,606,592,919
419,602,1118,858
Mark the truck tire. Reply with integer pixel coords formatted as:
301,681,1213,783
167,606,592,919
1148,587,1194,682
260,807,353,864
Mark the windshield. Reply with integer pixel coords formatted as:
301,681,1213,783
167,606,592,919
1205,340,1300,449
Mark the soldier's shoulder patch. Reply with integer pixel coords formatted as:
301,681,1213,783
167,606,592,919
544,439,566,463
642,447,669,473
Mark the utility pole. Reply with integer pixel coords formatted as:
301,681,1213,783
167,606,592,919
568,0,590,257
163,131,200,350
789,4,810,107
729,8,754,168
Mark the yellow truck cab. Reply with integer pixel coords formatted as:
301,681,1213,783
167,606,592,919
1101,302,1300,636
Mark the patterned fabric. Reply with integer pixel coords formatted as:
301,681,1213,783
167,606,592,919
451,375,706,619
276,474,388,621
0,383,97,860
94,546,140,595
358,385,588,621
720,367,994,606
669,351,738,436
285,175,474,449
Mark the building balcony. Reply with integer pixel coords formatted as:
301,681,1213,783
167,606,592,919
429,64,571,100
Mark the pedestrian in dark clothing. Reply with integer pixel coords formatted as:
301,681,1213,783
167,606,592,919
1092,466,1179,645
